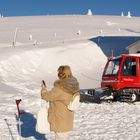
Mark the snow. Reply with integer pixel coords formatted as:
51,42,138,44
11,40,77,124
87,9,93,16
0,15,140,140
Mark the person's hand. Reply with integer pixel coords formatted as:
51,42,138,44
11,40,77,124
41,81,47,98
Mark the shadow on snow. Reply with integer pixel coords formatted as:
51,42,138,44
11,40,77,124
15,111,48,140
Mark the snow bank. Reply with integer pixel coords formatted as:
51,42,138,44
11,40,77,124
0,41,106,91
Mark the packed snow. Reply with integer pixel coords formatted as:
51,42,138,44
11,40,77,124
0,15,140,140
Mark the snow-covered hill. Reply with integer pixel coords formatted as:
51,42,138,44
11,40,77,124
0,15,140,140
0,15,140,46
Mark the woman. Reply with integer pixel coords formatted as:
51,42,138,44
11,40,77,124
41,65,79,140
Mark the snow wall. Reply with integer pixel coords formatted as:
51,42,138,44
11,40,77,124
0,41,107,93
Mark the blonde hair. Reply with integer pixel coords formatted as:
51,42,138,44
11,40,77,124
58,65,72,79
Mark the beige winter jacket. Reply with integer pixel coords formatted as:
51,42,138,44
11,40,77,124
41,77,79,132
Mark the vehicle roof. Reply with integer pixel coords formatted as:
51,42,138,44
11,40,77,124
121,53,140,57
108,53,140,60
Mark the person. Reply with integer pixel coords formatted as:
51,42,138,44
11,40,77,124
41,65,80,140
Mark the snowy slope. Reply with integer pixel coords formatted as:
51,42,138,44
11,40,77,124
0,15,140,140
0,15,140,45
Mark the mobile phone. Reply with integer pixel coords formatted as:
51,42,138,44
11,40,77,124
42,80,46,87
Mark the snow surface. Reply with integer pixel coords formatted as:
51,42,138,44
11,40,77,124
0,15,140,140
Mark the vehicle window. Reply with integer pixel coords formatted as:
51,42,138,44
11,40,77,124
104,58,121,76
121,57,137,76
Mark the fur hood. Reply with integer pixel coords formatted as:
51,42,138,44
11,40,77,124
54,77,79,95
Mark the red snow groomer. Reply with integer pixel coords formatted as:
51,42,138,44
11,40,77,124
101,54,140,102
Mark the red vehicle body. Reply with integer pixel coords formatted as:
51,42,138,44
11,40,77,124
101,54,140,102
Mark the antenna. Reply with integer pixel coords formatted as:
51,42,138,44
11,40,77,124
111,50,114,57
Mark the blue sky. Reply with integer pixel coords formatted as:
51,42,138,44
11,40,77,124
0,0,139,17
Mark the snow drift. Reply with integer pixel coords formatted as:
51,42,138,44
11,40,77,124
0,41,107,91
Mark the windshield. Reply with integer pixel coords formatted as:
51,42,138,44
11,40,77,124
104,58,121,76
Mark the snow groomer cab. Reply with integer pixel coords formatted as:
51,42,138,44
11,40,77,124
101,54,140,102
